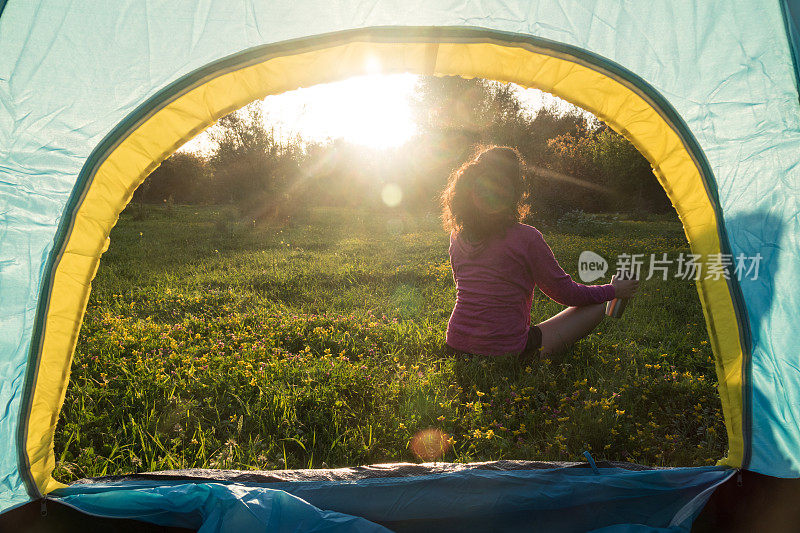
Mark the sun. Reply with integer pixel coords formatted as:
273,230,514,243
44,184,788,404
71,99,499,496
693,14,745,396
180,73,579,154
262,73,418,149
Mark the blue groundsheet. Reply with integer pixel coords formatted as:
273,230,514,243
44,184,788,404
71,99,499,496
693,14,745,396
50,463,734,532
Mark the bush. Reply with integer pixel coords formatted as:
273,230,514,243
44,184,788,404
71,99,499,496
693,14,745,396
556,209,610,236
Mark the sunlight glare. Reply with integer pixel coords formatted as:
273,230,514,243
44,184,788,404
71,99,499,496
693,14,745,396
263,73,418,149
178,76,590,154
364,56,382,74
381,183,403,207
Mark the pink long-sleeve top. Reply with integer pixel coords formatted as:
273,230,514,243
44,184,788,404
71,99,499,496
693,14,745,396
446,223,615,356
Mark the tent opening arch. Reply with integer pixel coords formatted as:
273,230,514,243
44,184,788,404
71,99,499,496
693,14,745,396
18,26,752,499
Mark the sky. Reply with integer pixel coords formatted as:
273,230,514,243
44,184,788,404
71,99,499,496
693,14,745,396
179,74,585,154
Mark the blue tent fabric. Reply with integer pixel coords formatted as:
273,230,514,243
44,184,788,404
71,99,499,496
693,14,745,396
51,465,734,532
53,482,390,533
782,0,800,93
1,0,799,526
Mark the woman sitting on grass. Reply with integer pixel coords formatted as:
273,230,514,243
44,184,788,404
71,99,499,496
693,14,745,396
442,146,639,363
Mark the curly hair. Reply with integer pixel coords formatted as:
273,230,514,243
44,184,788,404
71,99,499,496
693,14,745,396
441,145,529,241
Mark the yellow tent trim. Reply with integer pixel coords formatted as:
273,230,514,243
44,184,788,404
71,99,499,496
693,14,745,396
24,31,745,494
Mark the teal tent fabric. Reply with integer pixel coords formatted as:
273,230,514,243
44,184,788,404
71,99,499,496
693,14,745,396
51,466,733,532
53,482,390,533
782,0,800,92
0,0,799,523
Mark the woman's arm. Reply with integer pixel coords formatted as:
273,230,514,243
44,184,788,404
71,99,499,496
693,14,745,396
527,228,615,306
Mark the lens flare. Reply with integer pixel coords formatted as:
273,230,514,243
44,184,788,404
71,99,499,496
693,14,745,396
410,428,451,461
381,183,402,207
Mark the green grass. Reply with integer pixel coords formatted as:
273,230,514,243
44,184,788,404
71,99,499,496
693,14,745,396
53,204,726,482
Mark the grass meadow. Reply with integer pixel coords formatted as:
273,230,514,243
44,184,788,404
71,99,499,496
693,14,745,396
53,205,727,482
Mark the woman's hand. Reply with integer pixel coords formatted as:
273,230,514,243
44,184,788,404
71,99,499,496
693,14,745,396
611,274,639,299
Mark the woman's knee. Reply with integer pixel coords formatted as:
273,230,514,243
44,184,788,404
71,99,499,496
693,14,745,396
537,303,606,358
588,302,606,326
571,302,605,338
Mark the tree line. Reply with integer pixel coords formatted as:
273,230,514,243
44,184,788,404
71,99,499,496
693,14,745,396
133,76,671,222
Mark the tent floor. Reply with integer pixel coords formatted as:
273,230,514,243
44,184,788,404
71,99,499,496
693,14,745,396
0,498,192,533
1,462,799,532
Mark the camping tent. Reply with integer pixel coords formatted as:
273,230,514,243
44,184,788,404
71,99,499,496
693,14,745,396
1,0,798,530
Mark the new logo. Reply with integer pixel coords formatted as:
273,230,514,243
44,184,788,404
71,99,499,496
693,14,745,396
578,251,608,282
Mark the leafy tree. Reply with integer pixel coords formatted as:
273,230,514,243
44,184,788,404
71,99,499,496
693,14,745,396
539,123,670,217
587,126,671,213
207,103,302,222
134,75,670,221
134,151,209,204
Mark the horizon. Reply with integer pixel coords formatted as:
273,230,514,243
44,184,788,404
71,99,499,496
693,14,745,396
180,74,588,154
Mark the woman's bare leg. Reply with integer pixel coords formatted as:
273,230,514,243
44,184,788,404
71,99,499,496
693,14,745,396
536,303,606,359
